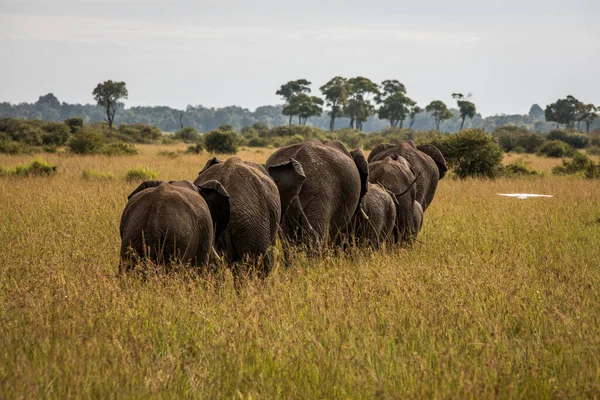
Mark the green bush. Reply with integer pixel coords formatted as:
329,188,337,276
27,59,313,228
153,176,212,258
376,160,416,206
100,142,138,156
364,134,386,150
68,129,107,154
42,122,71,146
538,140,574,158
586,146,600,156
501,160,541,177
204,128,239,154
125,167,158,182
82,168,116,181
117,123,162,143
1,158,57,177
0,140,35,155
173,126,200,143
552,152,599,178
64,117,84,134
547,129,590,149
429,129,504,179
334,128,364,149
0,118,44,146
247,137,269,147
185,143,204,154
157,150,182,158
492,126,545,153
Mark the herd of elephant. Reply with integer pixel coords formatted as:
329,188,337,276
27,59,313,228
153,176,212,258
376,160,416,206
119,139,447,275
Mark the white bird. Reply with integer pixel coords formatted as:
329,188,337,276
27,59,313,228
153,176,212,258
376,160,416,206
497,193,553,200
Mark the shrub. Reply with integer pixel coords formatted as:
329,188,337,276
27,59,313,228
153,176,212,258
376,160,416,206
204,128,239,154
0,118,44,146
185,144,204,154
157,150,182,158
173,126,200,143
501,160,541,177
1,158,57,177
100,142,138,156
334,128,364,149
125,166,158,182
284,134,305,146
82,168,116,181
516,134,545,153
64,117,84,134
42,122,71,146
586,146,600,156
364,134,386,150
68,129,107,154
552,152,598,177
538,140,574,158
247,137,269,147
117,123,163,143
429,129,504,179
0,140,35,155
548,129,590,149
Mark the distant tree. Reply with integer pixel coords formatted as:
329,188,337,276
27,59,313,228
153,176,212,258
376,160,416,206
544,95,580,129
92,80,128,130
577,104,598,133
408,105,422,129
452,93,477,131
528,104,545,119
344,77,380,131
36,93,61,109
320,77,349,131
297,95,324,125
377,92,415,128
425,100,453,131
276,79,311,127
377,79,406,100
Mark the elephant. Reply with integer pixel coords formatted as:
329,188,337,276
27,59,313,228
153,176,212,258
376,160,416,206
194,156,281,275
368,154,422,243
119,180,230,272
351,182,396,248
367,141,446,212
266,139,369,251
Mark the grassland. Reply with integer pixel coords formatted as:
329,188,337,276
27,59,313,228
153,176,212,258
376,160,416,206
1,145,599,398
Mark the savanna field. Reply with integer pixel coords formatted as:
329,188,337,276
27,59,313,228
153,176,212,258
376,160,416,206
1,144,599,398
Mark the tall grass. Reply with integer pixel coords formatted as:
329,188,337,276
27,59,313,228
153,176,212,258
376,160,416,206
0,146,599,398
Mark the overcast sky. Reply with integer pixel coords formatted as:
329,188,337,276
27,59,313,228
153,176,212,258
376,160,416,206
1,0,598,116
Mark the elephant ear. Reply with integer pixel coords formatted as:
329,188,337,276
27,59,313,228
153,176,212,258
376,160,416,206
268,158,306,216
417,144,447,180
197,180,230,240
323,140,351,156
127,180,165,201
350,148,369,207
367,143,395,162
199,157,223,175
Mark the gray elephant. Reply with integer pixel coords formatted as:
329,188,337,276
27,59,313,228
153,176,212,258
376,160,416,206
266,140,368,250
351,182,396,248
368,141,446,211
368,155,422,243
194,156,281,275
119,180,230,272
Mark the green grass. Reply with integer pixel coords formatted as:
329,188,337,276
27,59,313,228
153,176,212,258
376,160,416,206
0,157,57,177
125,166,159,182
0,147,599,398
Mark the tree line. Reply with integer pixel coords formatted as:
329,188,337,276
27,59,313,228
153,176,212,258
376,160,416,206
1,80,598,134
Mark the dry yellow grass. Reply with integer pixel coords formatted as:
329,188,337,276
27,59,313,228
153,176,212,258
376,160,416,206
1,145,599,398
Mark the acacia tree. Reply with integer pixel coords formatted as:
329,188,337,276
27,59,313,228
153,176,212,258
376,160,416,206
544,95,580,129
345,76,379,131
283,94,324,125
452,93,477,130
276,79,311,127
378,92,415,128
92,80,128,130
409,105,422,129
376,79,414,128
320,77,349,131
578,104,598,133
425,100,453,131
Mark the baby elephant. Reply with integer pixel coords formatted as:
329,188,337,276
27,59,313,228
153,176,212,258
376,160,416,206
119,180,230,273
194,157,281,275
352,182,397,248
